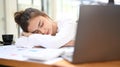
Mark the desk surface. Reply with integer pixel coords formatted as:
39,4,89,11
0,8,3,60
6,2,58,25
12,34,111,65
0,46,120,67
0,58,120,67
54,59,120,67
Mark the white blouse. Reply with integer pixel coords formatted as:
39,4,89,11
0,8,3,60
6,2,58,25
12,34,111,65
15,19,77,48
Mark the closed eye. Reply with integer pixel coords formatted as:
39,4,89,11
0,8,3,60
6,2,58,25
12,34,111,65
39,21,44,28
32,21,41,33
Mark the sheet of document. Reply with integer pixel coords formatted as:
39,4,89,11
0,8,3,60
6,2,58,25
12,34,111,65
0,45,28,60
0,45,71,64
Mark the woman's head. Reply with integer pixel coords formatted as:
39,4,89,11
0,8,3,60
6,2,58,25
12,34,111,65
14,8,57,35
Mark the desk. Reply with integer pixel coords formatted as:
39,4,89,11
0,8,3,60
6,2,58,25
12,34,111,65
54,59,120,67
0,46,120,67
0,58,120,67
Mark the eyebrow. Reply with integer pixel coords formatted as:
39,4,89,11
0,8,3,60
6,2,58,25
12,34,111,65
31,21,41,33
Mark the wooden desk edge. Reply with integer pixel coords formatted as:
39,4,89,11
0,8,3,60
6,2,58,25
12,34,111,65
53,59,120,67
1,58,120,67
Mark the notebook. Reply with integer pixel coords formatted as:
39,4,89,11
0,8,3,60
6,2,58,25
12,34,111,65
62,5,120,64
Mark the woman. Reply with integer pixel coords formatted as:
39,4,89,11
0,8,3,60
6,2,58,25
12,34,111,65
14,8,77,48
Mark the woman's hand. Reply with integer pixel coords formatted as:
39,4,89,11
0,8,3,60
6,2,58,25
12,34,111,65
62,40,75,47
21,32,32,37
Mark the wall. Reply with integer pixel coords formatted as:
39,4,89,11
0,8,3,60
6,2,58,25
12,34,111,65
5,0,18,41
0,0,5,41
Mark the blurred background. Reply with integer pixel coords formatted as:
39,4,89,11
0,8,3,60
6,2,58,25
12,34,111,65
0,0,120,42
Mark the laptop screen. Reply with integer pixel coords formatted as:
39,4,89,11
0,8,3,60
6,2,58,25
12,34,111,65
72,5,120,64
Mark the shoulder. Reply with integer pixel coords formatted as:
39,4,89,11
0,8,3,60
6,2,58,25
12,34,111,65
56,18,77,28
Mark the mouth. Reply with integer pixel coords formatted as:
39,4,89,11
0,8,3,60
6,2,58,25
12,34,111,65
47,31,49,34
45,30,49,35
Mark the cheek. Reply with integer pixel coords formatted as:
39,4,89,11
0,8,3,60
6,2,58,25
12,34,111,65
43,20,53,30
43,22,49,28
46,23,52,30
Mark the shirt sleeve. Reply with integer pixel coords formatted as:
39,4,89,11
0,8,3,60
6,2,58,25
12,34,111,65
15,20,77,48
15,36,35,48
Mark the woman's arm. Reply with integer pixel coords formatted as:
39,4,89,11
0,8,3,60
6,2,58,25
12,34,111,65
15,20,77,48
28,22,77,48
15,36,35,48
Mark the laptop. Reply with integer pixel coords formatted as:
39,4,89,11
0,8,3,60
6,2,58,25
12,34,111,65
63,5,120,64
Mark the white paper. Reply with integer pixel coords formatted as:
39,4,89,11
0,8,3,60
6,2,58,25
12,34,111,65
0,45,66,64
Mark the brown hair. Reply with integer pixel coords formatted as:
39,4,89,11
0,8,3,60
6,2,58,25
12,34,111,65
14,8,50,32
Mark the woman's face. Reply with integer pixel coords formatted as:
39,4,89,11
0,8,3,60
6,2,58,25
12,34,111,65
28,16,57,35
